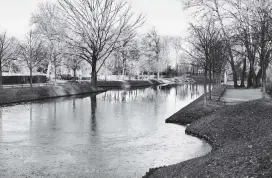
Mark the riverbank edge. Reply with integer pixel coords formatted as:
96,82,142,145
165,85,226,125
143,85,227,178
145,98,272,177
0,80,162,106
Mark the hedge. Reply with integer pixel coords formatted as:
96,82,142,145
2,75,47,85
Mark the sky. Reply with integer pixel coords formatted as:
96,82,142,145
0,0,190,40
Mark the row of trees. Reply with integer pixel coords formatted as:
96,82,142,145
0,0,189,89
182,0,272,99
182,20,228,105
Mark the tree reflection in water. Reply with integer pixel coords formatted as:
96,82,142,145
0,108,2,142
97,84,203,106
0,83,208,178
90,94,97,133
29,103,33,120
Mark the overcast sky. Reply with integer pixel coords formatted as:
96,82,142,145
0,0,190,40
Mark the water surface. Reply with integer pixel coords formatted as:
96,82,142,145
0,84,211,178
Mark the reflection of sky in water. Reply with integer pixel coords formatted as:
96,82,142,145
0,84,211,178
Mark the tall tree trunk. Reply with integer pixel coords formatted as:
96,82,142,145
247,64,255,88
47,61,52,79
55,65,57,83
262,65,266,99
73,69,76,77
240,58,246,87
122,67,125,79
122,58,126,80
214,0,238,88
230,62,238,88
255,69,262,88
157,55,160,79
0,64,2,89
204,67,207,107
209,69,212,100
91,57,97,88
90,95,97,132
8,62,12,74
30,68,33,88
212,71,215,86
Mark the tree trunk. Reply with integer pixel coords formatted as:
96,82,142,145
157,55,160,79
255,69,262,88
224,71,227,84
262,65,266,99
8,62,12,74
91,57,97,88
209,73,212,100
90,95,97,132
0,64,2,90
122,58,126,80
230,62,238,88
73,69,76,77
122,67,125,80
209,65,212,100
212,71,215,85
47,61,52,79
214,0,238,88
247,64,255,88
30,68,33,88
55,66,57,83
240,58,246,87
204,68,207,107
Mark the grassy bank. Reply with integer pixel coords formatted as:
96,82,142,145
0,84,106,106
166,85,226,125
145,99,272,177
0,80,162,106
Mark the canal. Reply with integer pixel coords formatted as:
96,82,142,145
0,84,211,178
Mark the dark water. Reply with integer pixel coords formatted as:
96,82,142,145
0,84,211,178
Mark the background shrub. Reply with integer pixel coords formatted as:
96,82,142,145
60,74,72,80
3,75,47,85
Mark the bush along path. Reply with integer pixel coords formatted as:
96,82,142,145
144,90,272,177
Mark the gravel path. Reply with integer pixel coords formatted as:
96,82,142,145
221,88,266,104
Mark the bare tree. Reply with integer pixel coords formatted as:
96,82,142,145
64,47,83,77
49,42,64,82
170,36,183,76
19,31,47,88
113,38,142,79
57,0,144,87
183,0,240,88
183,19,223,105
0,32,17,89
31,2,66,80
141,29,163,79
